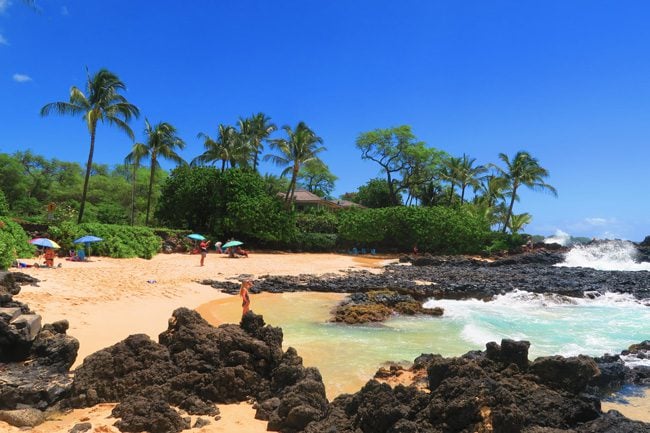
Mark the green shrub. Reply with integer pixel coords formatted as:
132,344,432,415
0,190,9,217
293,232,337,252
48,222,161,259
0,217,33,269
296,210,339,234
338,206,491,254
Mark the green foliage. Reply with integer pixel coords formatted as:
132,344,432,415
0,190,9,216
356,178,399,208
484,232,526,254
296,209,338,234
291,232,337,252
48,222,160,259
156,167,296,243
0,217,33,269
338,206,491,254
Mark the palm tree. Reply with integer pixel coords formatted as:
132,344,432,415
41,69,139,223
247,113,277,171
456,154,487,204
264,122,325,205
508,212,532,234
495,151,557,233
139,119,186,225
124,142,148,225
441,156,462,205
193,124,238,172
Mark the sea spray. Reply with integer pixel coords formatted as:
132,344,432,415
557,239,650,271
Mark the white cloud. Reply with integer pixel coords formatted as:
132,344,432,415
0,34,8,45
61,5,68,15
0,0,11,14
12,73,32,82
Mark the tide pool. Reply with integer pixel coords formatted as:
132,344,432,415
199,290,650,398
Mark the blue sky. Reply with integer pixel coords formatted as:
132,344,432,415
1,1,649,241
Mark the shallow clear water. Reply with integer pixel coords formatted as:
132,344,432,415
202,290,650,397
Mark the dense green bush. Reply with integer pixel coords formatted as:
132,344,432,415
296,210,339,234
484,232,526,254
0,190,9,216
292,232,338,252
338,206,491,254
0,217,33,269
48,222,161,259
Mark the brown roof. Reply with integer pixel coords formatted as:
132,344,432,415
277,189,340,208
327,199,365,208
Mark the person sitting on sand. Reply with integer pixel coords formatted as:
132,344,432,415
235,246,249,258
239,280,252,316
44,247,55,268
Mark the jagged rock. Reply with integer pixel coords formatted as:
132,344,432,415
69,333,177,407
192,417,211,428
332,290,444,324
0,362,74,410
69,421,92,433
576,410,650,433
112,394,190,433
0,407,47,427
486,339,531,370
530,355,600,393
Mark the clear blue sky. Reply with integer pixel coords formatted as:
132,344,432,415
1,1,649,241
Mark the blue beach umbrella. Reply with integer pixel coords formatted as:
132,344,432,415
30,238,61,249
73,235,103,244
222,240,243,249
187,233,206,241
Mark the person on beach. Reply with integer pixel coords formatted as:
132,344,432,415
239,280,252,316
199,240,210,266
44,247,55,267
215,241,223,253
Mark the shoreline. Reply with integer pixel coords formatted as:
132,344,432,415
4,252,649,430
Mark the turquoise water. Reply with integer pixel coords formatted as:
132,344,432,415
209,290,649,397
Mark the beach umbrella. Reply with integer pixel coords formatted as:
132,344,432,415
187,233,206,241
73,235,103,244
29,238,61,249
222,240,243,249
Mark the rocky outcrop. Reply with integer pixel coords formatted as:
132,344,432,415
332,290,443,324
304,339,650,433
67,308,329,433
201,249,650,302
0,272,78,415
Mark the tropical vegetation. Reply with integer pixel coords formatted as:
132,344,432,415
0,66,560,268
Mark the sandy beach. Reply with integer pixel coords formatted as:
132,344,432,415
5,252,391,433
4,251,648,431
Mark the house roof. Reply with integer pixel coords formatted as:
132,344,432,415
326,199,365,208
277,189,366,209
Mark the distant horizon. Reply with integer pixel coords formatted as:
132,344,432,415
2,1,649,241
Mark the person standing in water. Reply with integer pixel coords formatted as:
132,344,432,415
239,280,252,316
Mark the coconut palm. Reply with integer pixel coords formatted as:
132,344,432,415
247,113,277,171
124,143,148,225
456,154,487,204
41,68,139,223
138,119,186,225
441,156,462,205
193,124,238,172
495,151,557,233
264,122,325,205
508,212,532,234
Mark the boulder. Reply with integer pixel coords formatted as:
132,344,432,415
112,394,190,433
530,355,600,393
0,408,47,427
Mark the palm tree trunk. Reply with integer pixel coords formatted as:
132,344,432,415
78,123,97,224
221,159,226,173
130,164,137,226
502,184,518,233
460,184,466,205
448,183,455,205
145,158,156,226
386,172,397,205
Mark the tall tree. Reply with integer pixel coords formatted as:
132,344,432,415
265,122,325,205
193,124,238,172
495,151,557,233
138,119,186,225
441,156,462,205
41,69,139,223
455,154,487,204
356,126,435,206
297,159,337,197
247,113,277,171
124,142,148,225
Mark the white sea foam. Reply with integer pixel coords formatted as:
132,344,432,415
544,229,572,246
556,240,650,271
620,353,650,368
